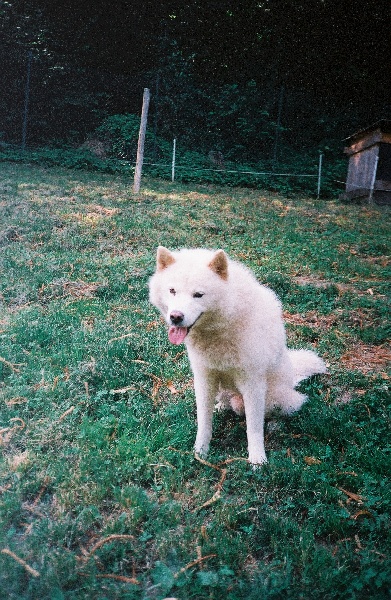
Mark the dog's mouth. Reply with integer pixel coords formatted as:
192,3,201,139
168,313,204,345
168,325,188,345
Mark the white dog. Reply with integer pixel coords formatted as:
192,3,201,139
149,247,326,465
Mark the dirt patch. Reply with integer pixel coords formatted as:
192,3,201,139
86,204,119,217
64,204,119,224
57,280,104,298
39,279,104,301
293,275,332,289
292,275,385,297
340,343,391,375
284,310,339,329
361,255,390,267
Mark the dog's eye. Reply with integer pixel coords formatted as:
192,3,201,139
169,288,176,295
193,292,204,298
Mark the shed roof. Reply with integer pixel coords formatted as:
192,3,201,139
344,119,391,144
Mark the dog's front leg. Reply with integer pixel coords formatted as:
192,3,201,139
193,370,218,457
239,379,267,465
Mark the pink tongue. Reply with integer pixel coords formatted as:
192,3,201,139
168,326,188,345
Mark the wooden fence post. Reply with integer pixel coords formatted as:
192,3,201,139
172,138,176,182
317,152,323,199
273,85,284,167
21,50,32,151
133,88,150,193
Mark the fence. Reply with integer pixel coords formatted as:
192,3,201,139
128,88,340,198
144,159,323,195
1,53,348,198
137,137,325,197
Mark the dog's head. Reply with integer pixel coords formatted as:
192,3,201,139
149,246,229,345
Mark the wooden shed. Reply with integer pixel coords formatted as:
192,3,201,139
342,119,391,204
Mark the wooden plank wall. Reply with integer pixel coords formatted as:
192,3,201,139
346,145,379,193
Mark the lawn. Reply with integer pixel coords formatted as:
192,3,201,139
0,162,390,599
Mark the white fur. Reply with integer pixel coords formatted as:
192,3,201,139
149,247,326,465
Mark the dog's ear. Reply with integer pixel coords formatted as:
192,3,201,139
156,246,176,271
208,249,228,280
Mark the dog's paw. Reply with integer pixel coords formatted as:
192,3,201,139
194,438,210,458
248,451,267,466
229,394,245,415
215,390,245,415
215,401,227,412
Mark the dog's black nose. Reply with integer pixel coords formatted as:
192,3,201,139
170,311,184,325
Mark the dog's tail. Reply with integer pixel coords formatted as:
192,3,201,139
288,349,327,386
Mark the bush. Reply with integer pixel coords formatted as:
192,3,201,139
96,113,171,162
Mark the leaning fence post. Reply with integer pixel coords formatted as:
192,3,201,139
133,88,150,193
317,152,323,199
172,138,176,182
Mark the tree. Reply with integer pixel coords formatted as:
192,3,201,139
1,0,389,150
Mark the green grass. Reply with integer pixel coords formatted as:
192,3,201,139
0,162,390,599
